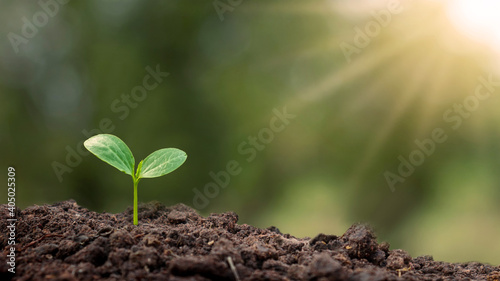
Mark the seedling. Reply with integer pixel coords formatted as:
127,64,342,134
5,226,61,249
83,134,187,225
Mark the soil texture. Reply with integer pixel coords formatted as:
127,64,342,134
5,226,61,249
1,200,499,280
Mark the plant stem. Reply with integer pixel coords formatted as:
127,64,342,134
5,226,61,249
133,178,138,225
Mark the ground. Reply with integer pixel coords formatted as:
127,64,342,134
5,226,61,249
1,200,499,280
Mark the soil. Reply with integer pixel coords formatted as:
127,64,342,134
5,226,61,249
1,200,499,281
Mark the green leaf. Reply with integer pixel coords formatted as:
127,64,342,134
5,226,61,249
138,148,187,179
84,134,135,176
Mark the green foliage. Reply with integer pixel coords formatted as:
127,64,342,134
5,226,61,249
83,134,135,176
84,134,187,225
138,148,188,178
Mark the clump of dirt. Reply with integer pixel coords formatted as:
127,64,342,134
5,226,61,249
1,200,499,280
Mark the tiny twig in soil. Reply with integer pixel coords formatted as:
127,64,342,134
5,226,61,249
227,256,241,281
397,265,412,277
19,234,64,251
134,234,145,239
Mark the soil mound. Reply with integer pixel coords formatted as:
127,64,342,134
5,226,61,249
1,200,499,280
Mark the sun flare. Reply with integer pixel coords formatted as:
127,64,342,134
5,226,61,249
446,0,500,51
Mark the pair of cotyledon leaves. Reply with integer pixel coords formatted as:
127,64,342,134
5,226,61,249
83,134,187,180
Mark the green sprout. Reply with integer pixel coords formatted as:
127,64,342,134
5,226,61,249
83,134,187,225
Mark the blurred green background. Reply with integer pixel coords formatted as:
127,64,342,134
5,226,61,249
2,0,500,264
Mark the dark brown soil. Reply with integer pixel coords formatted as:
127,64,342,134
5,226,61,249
1,200,499,281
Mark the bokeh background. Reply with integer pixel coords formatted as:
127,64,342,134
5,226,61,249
2,0,500,264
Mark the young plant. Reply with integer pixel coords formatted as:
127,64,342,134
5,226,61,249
83,134,187,225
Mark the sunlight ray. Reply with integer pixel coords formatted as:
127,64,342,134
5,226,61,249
243,1,337,15
347,52,441,188
326,49,433,131
287,32,423,111
257,37,348,73
413,54,455,138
